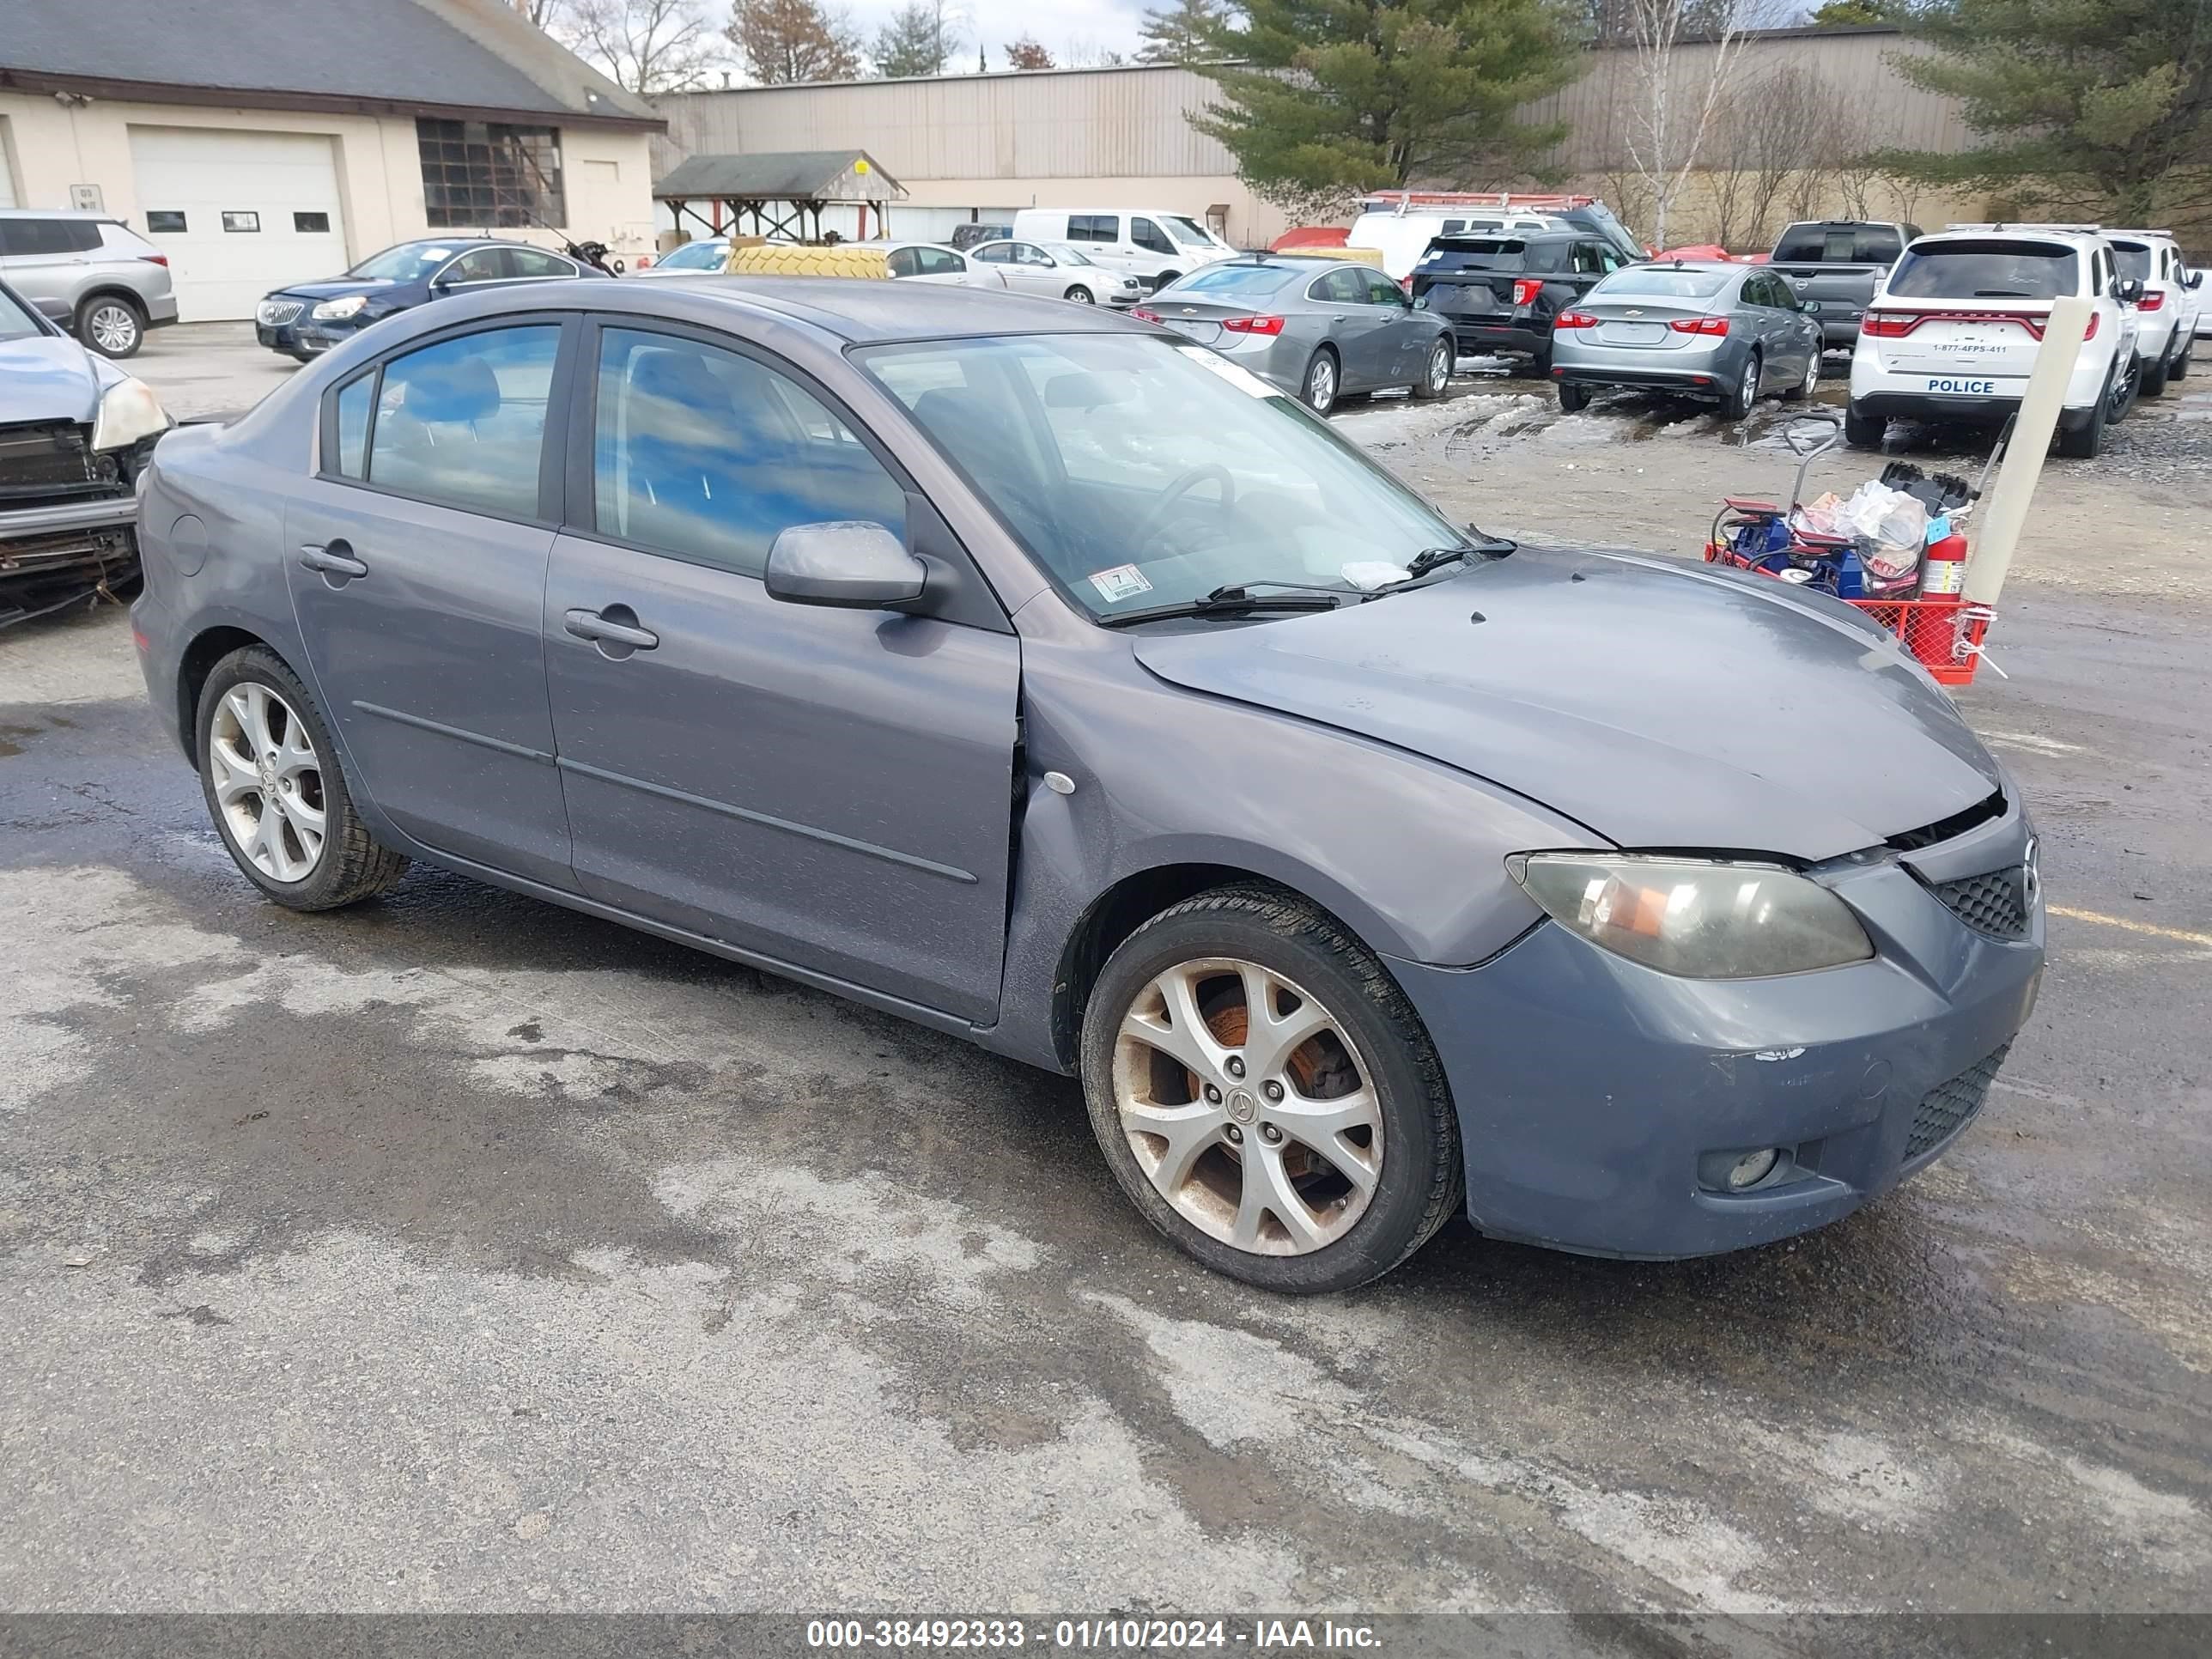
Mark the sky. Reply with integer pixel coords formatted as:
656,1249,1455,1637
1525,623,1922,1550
842,0,1155,67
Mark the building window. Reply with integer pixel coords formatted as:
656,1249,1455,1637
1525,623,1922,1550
416,118,564,229
295,211,331,234
222,211,260,233
146,210,187,234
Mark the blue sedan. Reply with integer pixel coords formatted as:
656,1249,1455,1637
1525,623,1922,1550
252,237,607,361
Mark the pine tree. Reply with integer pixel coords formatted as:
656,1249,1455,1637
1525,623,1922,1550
1136,0,1224,64
1878,0,2212,223
872,0,961,76
1194,0,1584,217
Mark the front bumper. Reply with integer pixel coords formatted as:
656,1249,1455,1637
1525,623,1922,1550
256,314,362,357
1389,828,2044,1259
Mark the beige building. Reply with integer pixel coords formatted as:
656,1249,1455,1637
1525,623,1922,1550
0,0,663,319
652,27,1972,252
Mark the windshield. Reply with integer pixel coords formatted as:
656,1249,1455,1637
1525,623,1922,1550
858,333,1468,621
1887,240,2077,301
1596,265,1730,299
2112,244,2153,283
349,242,458,282
1165,215,1219,248
1043,243,1096,267
0,285,43,340
658,240,727,270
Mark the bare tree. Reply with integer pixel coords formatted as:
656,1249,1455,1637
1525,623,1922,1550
1621,0,1779,246
561,0,723,94
515,0,565,27
1061,36,1127,67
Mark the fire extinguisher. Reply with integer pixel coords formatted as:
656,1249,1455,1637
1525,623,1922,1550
1921,532,1968,600
1906,530,1971,672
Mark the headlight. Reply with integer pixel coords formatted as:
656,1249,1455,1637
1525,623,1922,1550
312,295,369,321
90,375,172,453
1506,853,1874,979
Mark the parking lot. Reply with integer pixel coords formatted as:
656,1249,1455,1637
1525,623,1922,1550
3,325,2209,1621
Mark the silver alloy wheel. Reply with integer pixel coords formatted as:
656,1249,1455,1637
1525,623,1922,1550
1066,286,1095,304
1428,342,1450,392
1112,957,1383,1255
1739,357,1760,413
1799,351,1819,396
88,302,139,355
1307,355,1337,412
207,683,327,884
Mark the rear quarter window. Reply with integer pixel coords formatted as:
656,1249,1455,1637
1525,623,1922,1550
1887,241,2079,301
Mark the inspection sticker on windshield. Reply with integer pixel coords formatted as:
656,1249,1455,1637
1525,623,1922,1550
1174,345,1278,398
1088,563,1153,603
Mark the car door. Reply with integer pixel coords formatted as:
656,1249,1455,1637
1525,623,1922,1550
284,317,578,888
1362,266,1428,383
968,240,1024,292
541,319,1022,1021
1310,266,1391,388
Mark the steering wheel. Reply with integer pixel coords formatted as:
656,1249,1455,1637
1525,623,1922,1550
1131,464,1237,551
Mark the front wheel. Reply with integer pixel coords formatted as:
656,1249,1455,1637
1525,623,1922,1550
77,295,145,359
197,647,410,910
1300,349,1339,415
1412,338,1452,400
1063,285,1095,304
1079,886,1464,1292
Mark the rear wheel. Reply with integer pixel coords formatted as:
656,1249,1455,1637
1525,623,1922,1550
1557,381,1591,413
2111,351,2142,422
1300,348,1340,415
2173,337,2191,381
76,294,145,359
1412,338,1451,399
1720,352,1762,420
1843,404,1886,449
1079,885,1464,1293
2141,345,2169,398
1063,285,1095,304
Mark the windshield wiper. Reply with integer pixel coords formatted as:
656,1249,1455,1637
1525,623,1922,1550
1097,585,1346,628
1369,532,1518,595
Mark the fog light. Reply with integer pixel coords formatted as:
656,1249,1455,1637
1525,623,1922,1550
1726,1148,1781,1190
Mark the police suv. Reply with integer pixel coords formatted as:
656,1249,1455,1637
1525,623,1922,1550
2106,228,2203,397
1846,224,2143,459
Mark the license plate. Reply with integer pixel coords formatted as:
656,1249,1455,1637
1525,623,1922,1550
1599,322,1666,345
1924,376,1998,396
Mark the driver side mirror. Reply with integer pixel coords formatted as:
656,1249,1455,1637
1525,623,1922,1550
765,521,927,610
2114,276,2145,305
2189,270,2206,291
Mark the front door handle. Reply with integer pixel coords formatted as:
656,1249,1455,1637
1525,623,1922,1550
298,543,368,580
564,606,659,653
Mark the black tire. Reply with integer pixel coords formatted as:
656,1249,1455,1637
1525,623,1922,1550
1411,337,1452,399
2111,352,2142,422
1557,381,1591,413
2140,348,2168,398
1300,347,1340,415
1781,348,1819,401
76,293,145,359
1844,404,1887,450
2055,393,2108,459
196,646,410,911
2172,337,2191,381
1527,346,1553,378
1720,351,1761,421
1153,271,1182,292
1079,884,1465,1294
1064,285,1095,304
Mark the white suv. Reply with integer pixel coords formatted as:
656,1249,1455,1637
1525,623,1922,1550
2106,229,2202,396
1847,225,2142,459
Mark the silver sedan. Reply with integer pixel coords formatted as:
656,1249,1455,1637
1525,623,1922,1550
1550,261,1823,418
1137,256,1456,414
968,240,1144,307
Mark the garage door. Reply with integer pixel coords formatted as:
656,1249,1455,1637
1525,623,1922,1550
127,126,349,321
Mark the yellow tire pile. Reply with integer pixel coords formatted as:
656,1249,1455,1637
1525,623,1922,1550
722,244,890,279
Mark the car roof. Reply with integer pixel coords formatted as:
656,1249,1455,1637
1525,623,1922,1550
0,207,117,220
667,276,1152,343
1913,226,2108,248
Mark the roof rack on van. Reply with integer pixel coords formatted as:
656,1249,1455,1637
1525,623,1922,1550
1362,191,1598,217
1942,222,2104,234
2103,228,2173,238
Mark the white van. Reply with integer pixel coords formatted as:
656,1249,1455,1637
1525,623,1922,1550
1008,209,1235,292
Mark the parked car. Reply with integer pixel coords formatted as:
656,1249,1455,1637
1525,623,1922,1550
969,239,1143,306
1349,193,1646,281
1550,260,1823,417
853,241,1007,289
2106,229,2202,395
132,279,2045,1291
1766,220,1921,349
252,237,610,362
949,223,1012,250
631,239,732,279
0,209,179,359
1847,225,2142,459
0,277,169,626
1009,209,1236,293
1136,255,1455,413
1410,230,1637,373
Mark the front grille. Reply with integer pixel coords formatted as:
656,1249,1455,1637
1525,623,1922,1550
1932,867,2030,939
257,300,305,326
1905,1043,2008,1162
0,421,122,510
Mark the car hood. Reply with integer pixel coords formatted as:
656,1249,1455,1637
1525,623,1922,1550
1129,545,2001,861
268,278,403,302
0,333,117,423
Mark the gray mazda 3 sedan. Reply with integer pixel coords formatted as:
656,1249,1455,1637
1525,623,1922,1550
131,277,2044,1292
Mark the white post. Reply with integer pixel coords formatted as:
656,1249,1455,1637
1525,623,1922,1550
1965,295,2093,605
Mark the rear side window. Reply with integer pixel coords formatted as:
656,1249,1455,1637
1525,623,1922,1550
367,325,558,519
591,327,904,579
1887,241,2079,301
1068,215,1117,244
0,217,102,256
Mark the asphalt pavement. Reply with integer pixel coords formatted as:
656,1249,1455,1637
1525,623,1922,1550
2,337,2206,1632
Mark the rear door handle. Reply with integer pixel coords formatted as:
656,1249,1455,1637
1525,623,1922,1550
298,543,368,579
564,606,659,651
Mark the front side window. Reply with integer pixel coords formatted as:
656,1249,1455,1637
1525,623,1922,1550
1887,240,2079,301
416,118,564,229
1131,218,1175,256
1363,270,1407,307
442,247,509,284
365,325,558,518
1315,268,1366,305
592,327,906,579
860,333,1468,621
